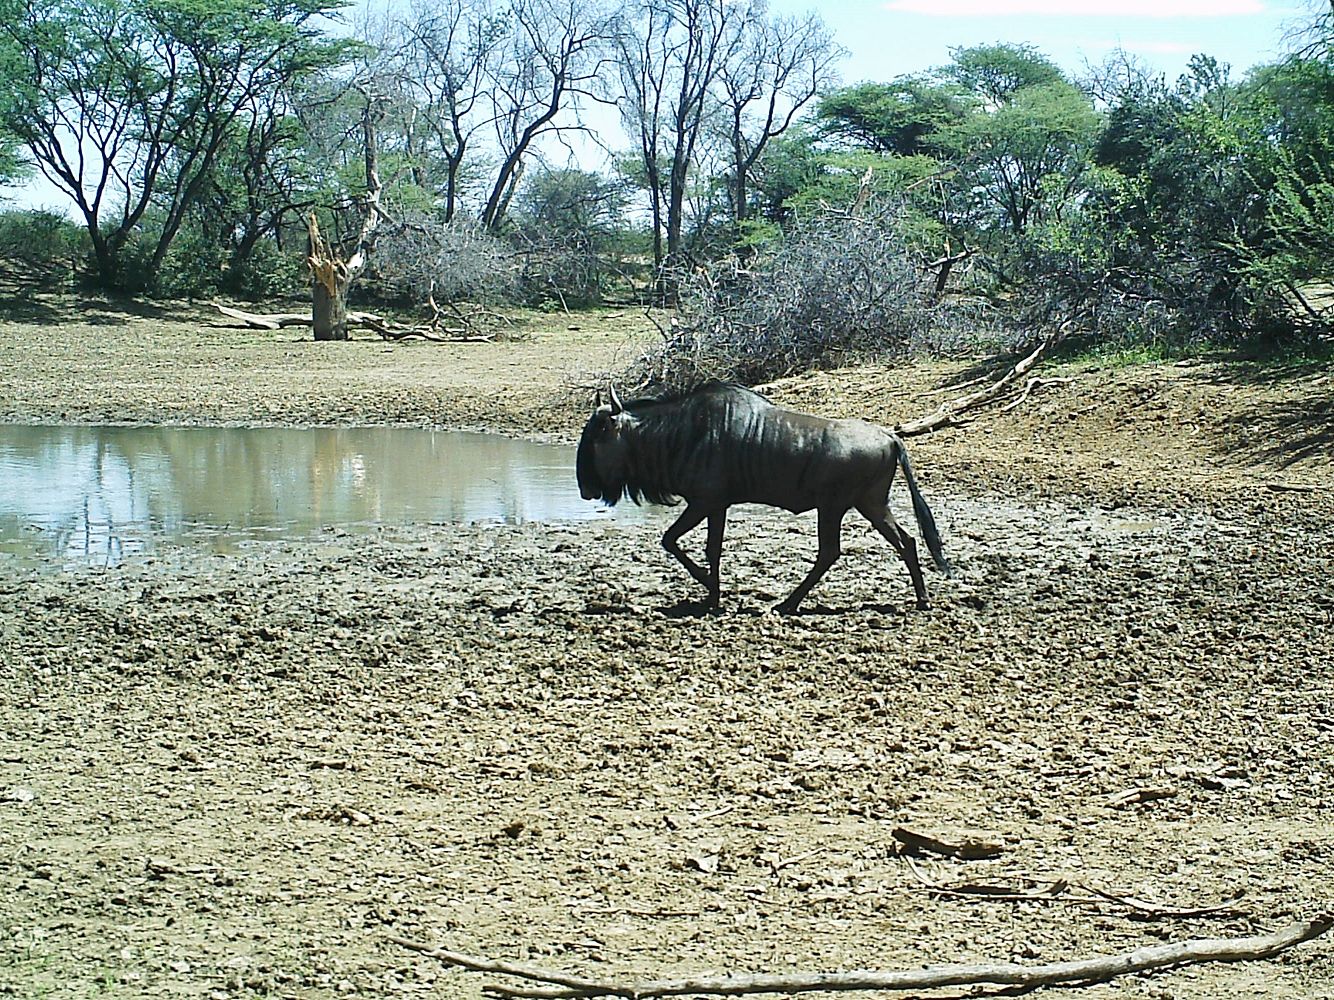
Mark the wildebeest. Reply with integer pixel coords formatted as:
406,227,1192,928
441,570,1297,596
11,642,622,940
576,381,950,613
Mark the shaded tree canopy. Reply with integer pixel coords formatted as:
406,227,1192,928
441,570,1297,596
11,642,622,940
0,0,356,289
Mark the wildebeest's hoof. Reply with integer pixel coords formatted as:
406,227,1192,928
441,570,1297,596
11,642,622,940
772,601,801,616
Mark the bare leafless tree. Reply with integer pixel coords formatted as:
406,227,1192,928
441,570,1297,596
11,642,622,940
715,8,842,226
617,0,736,283
480,0,621,231
614,2,673,272
395,0,504,222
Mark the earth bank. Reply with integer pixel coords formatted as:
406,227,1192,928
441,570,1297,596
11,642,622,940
1,302,1331,999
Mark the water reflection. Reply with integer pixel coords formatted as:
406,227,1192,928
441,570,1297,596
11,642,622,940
0,425,635,569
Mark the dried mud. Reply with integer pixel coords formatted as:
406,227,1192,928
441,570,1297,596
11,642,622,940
1,302,1332,999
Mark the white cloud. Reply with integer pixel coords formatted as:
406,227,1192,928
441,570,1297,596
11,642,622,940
883,0,1266,16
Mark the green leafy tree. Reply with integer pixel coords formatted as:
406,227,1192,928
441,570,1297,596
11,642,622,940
947,42,1065,108
938,79,1099,239
1048,50,1334,343
817,78,971,156
1231,56,1334,333
0,0,353,291
0,27,26,185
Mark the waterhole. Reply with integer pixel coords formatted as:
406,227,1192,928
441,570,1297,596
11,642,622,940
0,424,639,569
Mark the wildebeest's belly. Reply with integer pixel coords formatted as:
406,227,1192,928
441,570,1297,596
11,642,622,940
677,453,887,513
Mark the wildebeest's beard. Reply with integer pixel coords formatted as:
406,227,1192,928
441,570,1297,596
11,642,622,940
576,414,620,504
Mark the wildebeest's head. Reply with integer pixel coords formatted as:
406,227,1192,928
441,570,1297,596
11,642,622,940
576,384,631,504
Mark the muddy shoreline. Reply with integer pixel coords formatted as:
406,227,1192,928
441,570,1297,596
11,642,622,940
1,304,1332,999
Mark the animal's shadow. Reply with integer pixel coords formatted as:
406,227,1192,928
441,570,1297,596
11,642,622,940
656,594,914,618
660,598,724,618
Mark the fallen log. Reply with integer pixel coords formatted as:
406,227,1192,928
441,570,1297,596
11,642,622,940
213,303,312,329
895,331,1060,437
213,302,494,342
391,912,1332,998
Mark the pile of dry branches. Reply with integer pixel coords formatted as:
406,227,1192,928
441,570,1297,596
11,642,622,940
631,203,978,391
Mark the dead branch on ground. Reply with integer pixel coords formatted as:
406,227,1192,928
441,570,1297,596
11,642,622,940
212,303,493,342
1108,785,1179,808
903,856,1248,920
1265,481,1319,493
391,912,1332,998
1076,883,1249,920
895,331,1061,437
999,375,1075,412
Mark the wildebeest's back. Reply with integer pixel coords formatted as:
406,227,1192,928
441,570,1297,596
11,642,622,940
653,384,898,513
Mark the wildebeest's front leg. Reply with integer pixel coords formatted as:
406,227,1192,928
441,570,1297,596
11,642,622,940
662,503,720,603
704,509,727,608
775,505,846,614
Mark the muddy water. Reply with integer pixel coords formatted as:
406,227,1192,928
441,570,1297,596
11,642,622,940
0,425,643,568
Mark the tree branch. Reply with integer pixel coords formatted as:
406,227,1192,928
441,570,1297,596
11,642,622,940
895,331,1059,437
392,913,1332,998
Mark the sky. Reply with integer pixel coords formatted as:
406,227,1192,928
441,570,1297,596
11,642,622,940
782,0,1311,87
2,0,1317,215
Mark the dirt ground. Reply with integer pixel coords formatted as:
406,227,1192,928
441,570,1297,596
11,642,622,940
1,300,1332,1000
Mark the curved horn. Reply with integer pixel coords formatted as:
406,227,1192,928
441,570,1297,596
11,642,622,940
608,382,623,414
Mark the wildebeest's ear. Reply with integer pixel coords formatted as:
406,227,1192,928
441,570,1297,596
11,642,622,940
608,382,623,414
594,389,603,409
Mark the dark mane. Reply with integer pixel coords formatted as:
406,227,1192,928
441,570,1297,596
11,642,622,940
624,380,767,413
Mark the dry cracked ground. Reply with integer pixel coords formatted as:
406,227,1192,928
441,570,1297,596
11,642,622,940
1,300,1332,1000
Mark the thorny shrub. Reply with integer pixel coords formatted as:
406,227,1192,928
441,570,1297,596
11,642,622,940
372,215,520,306
627,203,980,390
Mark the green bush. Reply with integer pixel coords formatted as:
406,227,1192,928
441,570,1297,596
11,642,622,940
152,228,228,298
226,237,307,300
0,209,85,286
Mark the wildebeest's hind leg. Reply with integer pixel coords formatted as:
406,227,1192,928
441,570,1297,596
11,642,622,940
662,504,720,604
775,505,846,614
857,502,928,610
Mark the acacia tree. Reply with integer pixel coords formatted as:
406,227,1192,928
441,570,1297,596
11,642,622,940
0,26,24,186
816,77,972,157
930,45,1098,248
947,42,1066,109
0,0,351,290
939,80,1099,238
182,83,319,292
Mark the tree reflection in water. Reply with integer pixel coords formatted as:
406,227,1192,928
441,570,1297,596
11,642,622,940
0,425,647,569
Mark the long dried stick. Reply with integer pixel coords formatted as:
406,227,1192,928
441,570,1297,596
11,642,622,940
895,333,1058,437
392,913,1331,998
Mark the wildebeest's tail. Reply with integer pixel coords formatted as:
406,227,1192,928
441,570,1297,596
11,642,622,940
896,442,952,576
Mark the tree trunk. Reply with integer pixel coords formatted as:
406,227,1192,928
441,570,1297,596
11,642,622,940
304,99,383,342
732,118,748,225
307,214,353,341
665,158,688,269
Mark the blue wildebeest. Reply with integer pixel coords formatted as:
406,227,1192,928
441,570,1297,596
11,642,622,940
576,381,950,613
